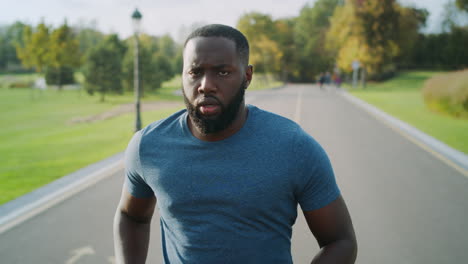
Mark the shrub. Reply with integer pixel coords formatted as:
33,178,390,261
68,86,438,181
422,69,468,119
45,66,75,85
8,81,32,89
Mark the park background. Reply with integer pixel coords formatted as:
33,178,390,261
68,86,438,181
1,0,467,206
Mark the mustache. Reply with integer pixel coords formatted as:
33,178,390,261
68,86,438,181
195,96,222,107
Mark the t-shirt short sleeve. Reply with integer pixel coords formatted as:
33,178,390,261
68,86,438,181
294,130,340,212
124,130,154,198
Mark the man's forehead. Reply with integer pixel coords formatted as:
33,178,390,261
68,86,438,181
184,37,236,54
184,36,238,65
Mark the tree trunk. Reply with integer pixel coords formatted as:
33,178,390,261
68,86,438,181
57,67,63,91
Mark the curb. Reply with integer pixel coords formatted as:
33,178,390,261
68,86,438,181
340,91,468,175
0,152,125,234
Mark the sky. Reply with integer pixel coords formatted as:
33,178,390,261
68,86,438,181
0,0,449,41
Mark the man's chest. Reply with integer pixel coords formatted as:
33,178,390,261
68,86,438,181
141,145,296,217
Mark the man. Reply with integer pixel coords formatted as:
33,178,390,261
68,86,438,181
114,24,357,263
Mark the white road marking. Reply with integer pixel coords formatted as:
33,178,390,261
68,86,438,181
294,86,304,124
108,256,116,264
340,91,468,178
65,246,95,264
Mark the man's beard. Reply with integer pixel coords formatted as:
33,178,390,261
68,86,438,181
183,80,246,135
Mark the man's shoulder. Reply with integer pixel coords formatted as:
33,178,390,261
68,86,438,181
250,105,302,133
140,108,187,138
250,105,321,149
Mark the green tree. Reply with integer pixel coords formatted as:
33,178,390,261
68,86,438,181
0,22,29,72
236,12,276,39
442,0,468,32
237,12,282,75
122,34,176,95
122,43,155,95
84,34,126,101
355,0,400,78
395,6,428,68
273,18,297,81
158,34,177,58
152,53,174,87
47,21,81,89
172,48,184,75
74,24,104,67
294,0,340,81
16,22,51,73
456,0,468,11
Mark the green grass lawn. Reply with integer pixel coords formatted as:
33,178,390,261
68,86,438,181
0,74,185,205
0,72,281,205
348,71,468,154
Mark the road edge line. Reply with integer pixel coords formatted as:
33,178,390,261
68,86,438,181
0,154,124,234
339,91,468,178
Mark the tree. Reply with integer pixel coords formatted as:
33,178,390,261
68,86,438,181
355,0,400,78
250,35,283,74
47,21,81,89
0,22,29,72
172,48,184,75
84,34,126,101
16,22,51,73
152,53,174,88
442,0,468,32
395,6,428,68
237,12,282,75
73,21,104,68
294,0,341,81
158,34,177,58
456,0,468,11
122,34,176,95
273,18,297,81
327,0,400,80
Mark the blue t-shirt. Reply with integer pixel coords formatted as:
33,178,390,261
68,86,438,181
125,105,340,264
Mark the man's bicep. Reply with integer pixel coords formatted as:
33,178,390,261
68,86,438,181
117,183,156,223
303,195,356,248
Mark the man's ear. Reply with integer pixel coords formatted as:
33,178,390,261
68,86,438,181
245,65,253,89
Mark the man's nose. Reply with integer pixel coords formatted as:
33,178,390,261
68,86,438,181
198,73,217,95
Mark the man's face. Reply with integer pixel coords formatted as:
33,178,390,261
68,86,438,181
182,37,250,134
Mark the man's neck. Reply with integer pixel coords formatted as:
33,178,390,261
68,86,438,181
188,104,248,142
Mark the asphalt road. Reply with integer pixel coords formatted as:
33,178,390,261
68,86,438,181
1,84,467,263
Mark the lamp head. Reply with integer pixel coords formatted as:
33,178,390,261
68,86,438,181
131,8,142,34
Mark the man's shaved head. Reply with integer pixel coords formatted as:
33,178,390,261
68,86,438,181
184,24,250,66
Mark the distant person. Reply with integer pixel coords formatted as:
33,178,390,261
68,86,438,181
325,71,331,85
113,24,357,264
318,72,326,90
334,73,342,88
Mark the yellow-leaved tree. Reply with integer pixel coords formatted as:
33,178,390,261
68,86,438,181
327,0,401,80
236,12,283,75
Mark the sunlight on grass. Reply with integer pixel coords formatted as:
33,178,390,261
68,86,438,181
349,71,468,154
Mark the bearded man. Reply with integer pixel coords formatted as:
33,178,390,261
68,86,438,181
113,24,357,264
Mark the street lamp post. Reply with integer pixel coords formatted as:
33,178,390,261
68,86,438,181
132,8,142,131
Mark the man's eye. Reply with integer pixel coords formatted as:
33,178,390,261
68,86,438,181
189,70,201,76
219,71,229,76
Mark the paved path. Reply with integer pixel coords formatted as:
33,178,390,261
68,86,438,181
1,84,467,263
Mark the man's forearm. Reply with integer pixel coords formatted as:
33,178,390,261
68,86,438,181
311,239,357,264
113,211,152,264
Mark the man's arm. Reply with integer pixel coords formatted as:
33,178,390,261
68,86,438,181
303,195,357,264
113,183,156,264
